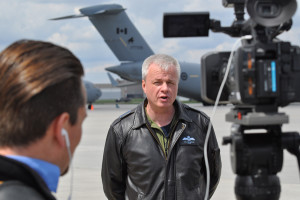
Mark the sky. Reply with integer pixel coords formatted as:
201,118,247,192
1,0,300,84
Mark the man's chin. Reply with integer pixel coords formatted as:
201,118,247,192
157,102,173,109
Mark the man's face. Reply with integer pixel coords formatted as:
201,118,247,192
142,63,178,111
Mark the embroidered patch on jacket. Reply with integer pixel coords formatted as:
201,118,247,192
182,136,196,144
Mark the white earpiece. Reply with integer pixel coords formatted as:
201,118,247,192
61,128,70,148
61,128,73,200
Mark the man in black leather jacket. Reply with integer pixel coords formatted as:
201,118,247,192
102,54,221,200
0,40,87,200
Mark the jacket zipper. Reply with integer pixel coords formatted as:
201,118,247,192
146,123,168,159
168,123,186,158
165,120,178,157
164,122,186,200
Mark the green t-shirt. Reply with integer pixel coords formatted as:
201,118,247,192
146,111,177,157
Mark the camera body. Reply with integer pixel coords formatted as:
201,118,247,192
201,39,300,108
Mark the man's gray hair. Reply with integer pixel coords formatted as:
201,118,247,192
142,54,181,82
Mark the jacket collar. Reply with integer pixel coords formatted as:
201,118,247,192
132,99,192,129
0,155,56,200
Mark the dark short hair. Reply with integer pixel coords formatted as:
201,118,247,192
0,40,85,146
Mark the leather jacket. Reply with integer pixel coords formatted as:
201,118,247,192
0,155,56,200
102,99,221,200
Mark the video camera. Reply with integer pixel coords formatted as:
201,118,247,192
164,0,300,110
163,1,300,200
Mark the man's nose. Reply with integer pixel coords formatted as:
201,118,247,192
161,82,168,91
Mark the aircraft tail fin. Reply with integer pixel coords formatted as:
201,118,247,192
51,4,154,62
107,72,119,87
50,14,85,20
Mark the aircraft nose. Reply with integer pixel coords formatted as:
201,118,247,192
105,66,121,74
97,89,102,98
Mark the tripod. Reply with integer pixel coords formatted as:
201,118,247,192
223,107,300,200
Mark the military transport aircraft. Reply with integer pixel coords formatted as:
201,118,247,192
83,80,101,110
51,4,204,102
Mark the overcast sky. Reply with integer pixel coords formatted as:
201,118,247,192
1,0,300,83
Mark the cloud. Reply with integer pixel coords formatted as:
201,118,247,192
158,39,182,55
85,63,115,73
181,49,210,63
84,62,118,83
215,41,236,51
47,23,97,51
183,0,224,11
278,27,300,46
133,17,157,40
48,33,68,46
0,1,71,46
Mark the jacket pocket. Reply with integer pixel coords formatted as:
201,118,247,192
177,178,206,200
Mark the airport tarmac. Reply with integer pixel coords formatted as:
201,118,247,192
56,103,300,200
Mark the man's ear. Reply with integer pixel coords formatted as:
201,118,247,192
52,112,70,147
142,80,146,94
